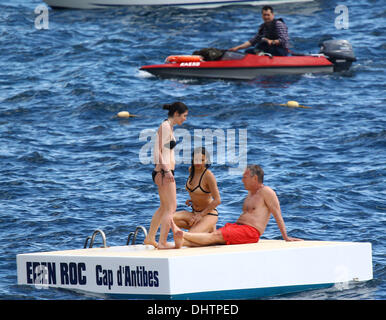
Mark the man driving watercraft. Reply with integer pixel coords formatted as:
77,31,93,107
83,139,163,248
229,6,290,56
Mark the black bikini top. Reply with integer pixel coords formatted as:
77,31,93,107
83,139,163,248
163,119,177,150
165,140,177,150
186,168,210,194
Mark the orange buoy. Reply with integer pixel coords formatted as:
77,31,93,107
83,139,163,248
165,55,203,63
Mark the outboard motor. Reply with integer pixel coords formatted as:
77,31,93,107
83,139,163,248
320,40,356,72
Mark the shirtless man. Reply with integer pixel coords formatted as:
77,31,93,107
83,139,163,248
182,165,302,246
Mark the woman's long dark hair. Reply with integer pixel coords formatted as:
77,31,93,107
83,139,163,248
163,102,188,117
188,147,211,184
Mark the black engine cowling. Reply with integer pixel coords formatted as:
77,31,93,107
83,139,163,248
320,40,356,72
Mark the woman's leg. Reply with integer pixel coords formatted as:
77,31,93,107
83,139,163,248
156,176,183,249
144,173,175,248
173,210,194,230
183,229,225,246
144,207,161,247
189,215,218,233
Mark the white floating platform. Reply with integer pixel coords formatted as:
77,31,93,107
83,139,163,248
17,240,373,299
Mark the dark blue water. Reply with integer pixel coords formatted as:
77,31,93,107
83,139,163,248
1,0,385,300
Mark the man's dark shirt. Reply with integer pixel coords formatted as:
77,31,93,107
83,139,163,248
249,19,290,51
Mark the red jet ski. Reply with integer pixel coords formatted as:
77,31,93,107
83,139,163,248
140,40,356,80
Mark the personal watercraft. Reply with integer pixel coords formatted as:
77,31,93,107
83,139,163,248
140,40,356,80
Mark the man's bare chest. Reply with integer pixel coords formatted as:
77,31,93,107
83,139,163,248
243,194,265,212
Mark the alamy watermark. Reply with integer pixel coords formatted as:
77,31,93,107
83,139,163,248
335,5,349,30
33,265,49,289
333,265,350,291
34,5,49,30
139,128,248,175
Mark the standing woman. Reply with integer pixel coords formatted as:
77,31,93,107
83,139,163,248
144,102,188,249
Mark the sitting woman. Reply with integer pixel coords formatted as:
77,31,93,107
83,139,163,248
173,147,221,233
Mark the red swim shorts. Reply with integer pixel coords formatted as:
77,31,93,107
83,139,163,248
219,223,261,245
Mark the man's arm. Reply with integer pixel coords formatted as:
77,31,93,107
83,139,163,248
229,24,266,51
229,41,252,52
263,187,302,241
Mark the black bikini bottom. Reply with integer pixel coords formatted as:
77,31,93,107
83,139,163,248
152,169,175,183
192,206,219,217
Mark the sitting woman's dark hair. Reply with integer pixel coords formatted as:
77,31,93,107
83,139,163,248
163,102,188,117
188,147,211,183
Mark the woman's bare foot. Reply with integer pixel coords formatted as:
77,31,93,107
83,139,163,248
174,230,184,249
143,237,158,248
157,242,176,250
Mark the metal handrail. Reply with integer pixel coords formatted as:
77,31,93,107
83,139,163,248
126,226,148,245
132,226,148,245
87,229,107,248
84,236,91,249
126,232,135,245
